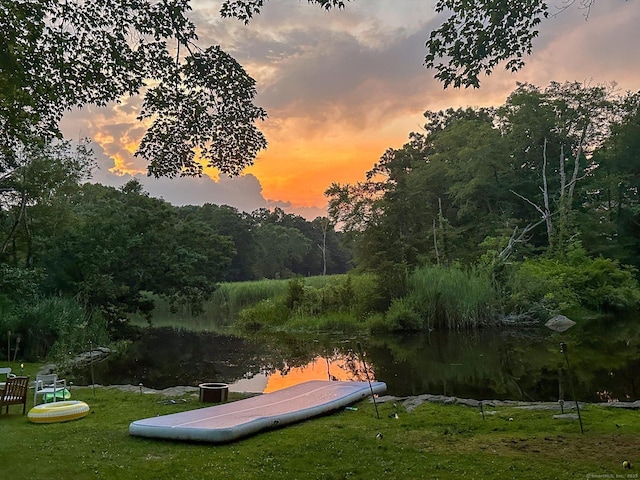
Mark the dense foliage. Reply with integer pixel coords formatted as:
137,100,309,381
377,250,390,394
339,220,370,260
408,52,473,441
0,0,266,179
0,170,350,359
327,81,640,321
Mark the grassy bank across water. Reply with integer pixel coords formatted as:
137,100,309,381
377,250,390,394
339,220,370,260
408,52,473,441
2,377,639,479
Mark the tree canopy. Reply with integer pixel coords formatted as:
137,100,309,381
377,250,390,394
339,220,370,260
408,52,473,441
2,0,614,186
326,81,640,277
1,0,267,180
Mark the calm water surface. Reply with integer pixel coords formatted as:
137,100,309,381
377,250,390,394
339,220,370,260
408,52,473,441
70,319,640,402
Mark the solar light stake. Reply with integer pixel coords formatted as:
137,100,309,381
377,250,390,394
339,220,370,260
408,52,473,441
356,342,380,419
13,336,20,361
560,342,583,434
89,340,96,399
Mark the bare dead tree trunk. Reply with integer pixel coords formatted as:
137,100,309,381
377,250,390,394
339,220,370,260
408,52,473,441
559,142,566,194
556,123,589,250
498,219,547,262
541,137,553,244
432,218,440,265
567,123,589,202
317,217,331,276
429,199,447,265
510,137,558,248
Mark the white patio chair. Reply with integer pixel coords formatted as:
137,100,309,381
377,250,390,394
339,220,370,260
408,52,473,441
33,374,67,405
0,367,13,391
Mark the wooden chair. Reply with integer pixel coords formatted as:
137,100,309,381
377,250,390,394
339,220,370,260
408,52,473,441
0,376,30,414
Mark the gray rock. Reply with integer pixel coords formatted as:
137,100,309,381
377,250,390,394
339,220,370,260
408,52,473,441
553,413,579,420
36,347,113,376
600,400,640,409
545,315,576,332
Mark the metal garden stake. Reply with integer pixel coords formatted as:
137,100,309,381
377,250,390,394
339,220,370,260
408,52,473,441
560,342,583,434
356,342,380,419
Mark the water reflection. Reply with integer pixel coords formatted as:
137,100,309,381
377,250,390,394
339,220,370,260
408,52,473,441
69,320,640,402
70,329,371,393
263,355,369,393
223,355,371,394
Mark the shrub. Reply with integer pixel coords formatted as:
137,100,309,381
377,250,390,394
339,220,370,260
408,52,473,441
285,278,306,309
330,274,383,318
281,274,381,319
506,245,640,317
383,298,423,332
367,312,392,333
236,299,290,332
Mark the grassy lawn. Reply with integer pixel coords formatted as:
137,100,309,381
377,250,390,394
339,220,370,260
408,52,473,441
1,365,639,479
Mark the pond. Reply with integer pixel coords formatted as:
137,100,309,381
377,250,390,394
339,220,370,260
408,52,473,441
69,318,640,402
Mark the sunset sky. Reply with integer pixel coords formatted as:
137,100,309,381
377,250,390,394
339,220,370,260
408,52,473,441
60,0,640,219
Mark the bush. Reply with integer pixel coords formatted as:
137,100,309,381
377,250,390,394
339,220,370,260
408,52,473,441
284,274,381,319
367,312,391,333
285,278,306,309
381,298,423,332
320,274,383,318
506,243,640,317
236,299,290,332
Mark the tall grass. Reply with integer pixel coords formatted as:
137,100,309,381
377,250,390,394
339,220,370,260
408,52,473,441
0,296,108,361
137,276,353,330
139,269,497,334
212,279,291,320
407,265,496,330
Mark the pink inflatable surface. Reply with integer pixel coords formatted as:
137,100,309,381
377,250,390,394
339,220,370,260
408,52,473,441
129,380,386,443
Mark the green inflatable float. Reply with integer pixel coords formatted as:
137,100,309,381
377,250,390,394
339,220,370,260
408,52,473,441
43,388,71,403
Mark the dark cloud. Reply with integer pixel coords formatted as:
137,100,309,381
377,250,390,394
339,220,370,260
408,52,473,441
87,141,272,215
140,174,268,214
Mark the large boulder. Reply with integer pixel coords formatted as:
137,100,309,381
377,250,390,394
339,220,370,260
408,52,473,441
545,315,576,333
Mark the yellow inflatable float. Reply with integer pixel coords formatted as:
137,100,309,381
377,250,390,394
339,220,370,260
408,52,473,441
28,400,90,423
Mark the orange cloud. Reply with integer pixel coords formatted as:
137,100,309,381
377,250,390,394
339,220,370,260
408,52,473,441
245,86,508,209
248,132,392,207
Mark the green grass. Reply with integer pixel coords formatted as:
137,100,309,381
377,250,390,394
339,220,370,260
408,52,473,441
2,363,640,479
